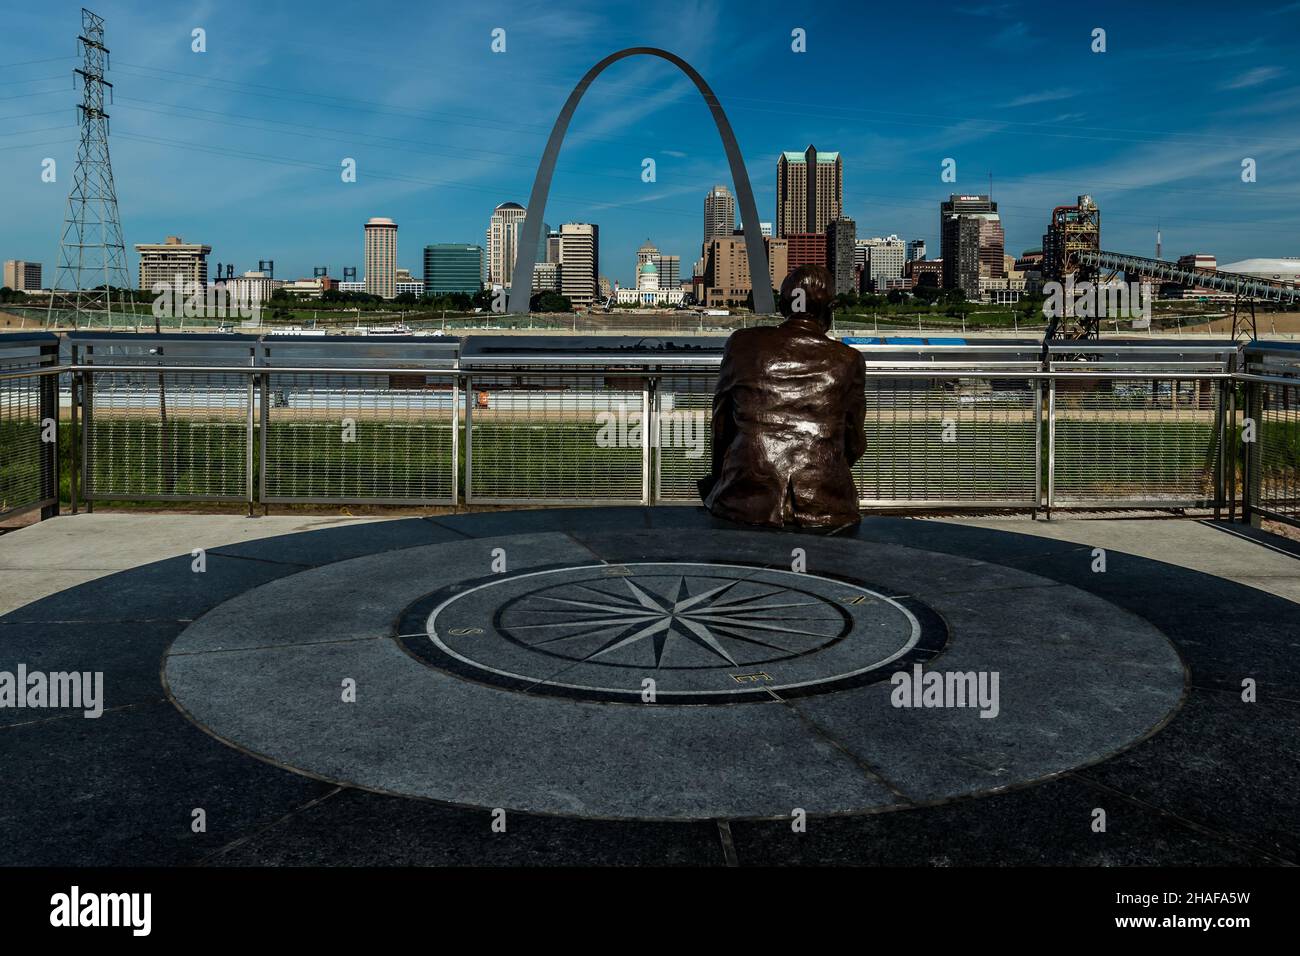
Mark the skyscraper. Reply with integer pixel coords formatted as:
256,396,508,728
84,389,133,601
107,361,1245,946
702,236,788,309
704,185,735,244
364,217,397,299
860,235,906,292
559,223,599,308
825,217,857,295
657,255,680,291
906,239,927,262
486,202,526,289
3,260,42,292
940,195,1003,299
785,233,827,274
135,236,211,292
776,145,843,238
423,244,483,296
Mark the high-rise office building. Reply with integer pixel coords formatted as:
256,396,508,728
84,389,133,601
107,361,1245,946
363,217,398,299
776,145,843,238
532,261,561,293
704,185,735,244
702,236,788,309
657,254,680,291
2,260,42,292
785,233,827,274
940,195,1004,299
135,236,210,292
559,223,599,308
486,202,526,289
423,244,483,296
825,217,857,295
860,235,906,292
906,239,927,262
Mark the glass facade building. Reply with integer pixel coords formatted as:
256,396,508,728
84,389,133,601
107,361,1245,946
423,244,484,296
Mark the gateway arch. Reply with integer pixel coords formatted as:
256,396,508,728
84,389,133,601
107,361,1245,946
507,47,774,315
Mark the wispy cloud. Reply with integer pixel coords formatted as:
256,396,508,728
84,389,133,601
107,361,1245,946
1002,88,1075,108
1221,66,1284,90
989,21,1036,51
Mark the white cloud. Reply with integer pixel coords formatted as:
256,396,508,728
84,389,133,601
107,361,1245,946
1002,88,1075,108
1221,66,1284,90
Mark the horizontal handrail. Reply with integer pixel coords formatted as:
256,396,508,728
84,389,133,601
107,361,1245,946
0,363,1247,382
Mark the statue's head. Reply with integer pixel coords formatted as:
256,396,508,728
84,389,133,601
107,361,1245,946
778,264,835,329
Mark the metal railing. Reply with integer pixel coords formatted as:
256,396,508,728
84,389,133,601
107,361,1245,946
0,333,60,520
1046,342,1234,510
1242,342,1300,527
5,332,1297,525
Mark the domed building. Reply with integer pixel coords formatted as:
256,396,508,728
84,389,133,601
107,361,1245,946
616,241,685,308
637,259,659,291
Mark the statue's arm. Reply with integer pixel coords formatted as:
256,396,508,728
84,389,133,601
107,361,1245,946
710,351,737,479
844,356,867,466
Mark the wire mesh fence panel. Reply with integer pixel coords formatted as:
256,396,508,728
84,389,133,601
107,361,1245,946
1252,381,1299,523
262,373,456,503
466,375,646,503
0,367,48,516
1052,377,1220,506
654,374,715,502
85,370,249,499
854,376,1039,507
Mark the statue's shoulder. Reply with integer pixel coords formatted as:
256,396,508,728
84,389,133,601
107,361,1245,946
829,337,864,364
725,325,773,349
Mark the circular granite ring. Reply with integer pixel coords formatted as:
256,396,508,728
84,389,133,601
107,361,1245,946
163,530,1186,821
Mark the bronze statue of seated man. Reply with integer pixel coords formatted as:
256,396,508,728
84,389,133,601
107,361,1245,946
699,264,866,529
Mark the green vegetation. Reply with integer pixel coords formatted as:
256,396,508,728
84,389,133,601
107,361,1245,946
11,411,1247,511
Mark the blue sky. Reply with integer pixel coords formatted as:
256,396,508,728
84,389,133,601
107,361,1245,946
2,0,1298,288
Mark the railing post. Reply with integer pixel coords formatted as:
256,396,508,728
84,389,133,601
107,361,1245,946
450,374,461,506
1213,375,1227,521
1045,374,1056,519
69,362,79,515
258,369,269,516
1227,371,1238,523
246,347,256,517
1032,377,1042,519
81,365,94,513
1243,375,1260,526
641,377,653,505
463,375,475,505
39,343,60,520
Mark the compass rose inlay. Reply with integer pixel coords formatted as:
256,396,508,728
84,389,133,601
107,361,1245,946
411,562,944,704
499,572,849,668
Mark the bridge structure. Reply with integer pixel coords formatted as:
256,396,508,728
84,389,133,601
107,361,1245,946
1045,249,1300,342
1080,251,1300,306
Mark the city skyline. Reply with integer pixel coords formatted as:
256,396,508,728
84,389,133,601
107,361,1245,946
2,0,1298,290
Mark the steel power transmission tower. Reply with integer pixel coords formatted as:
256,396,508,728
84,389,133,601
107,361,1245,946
47,8,130,329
